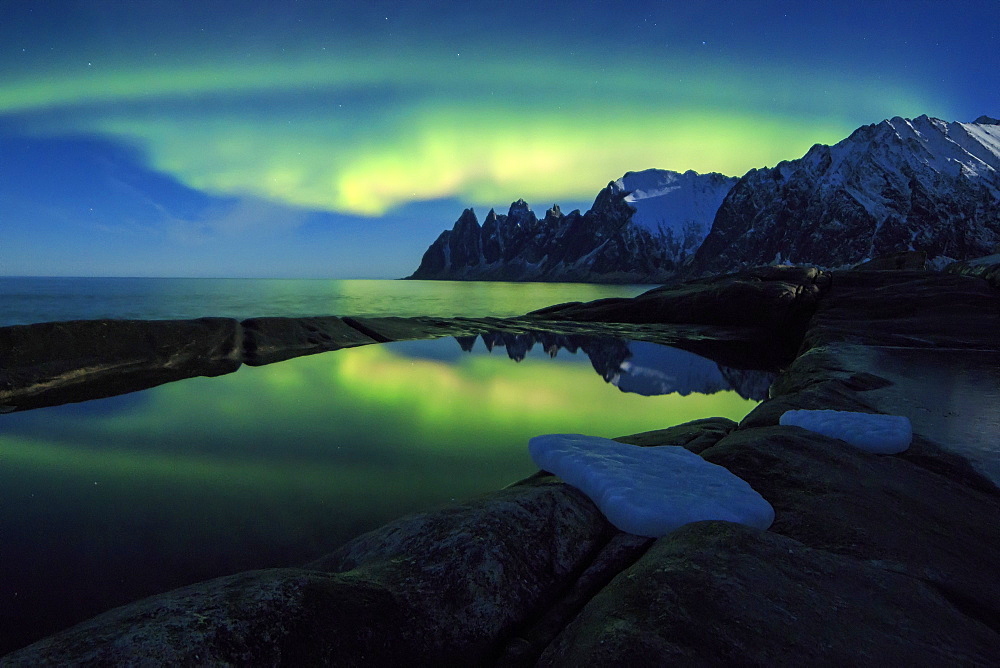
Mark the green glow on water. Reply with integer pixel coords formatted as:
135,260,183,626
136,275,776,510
1,341,760,527
7,342,757,465
0,338,759,650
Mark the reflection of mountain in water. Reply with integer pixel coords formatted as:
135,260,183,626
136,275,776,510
612,341,731,397
454,332,776,400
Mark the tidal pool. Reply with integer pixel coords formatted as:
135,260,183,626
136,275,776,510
0,334,771,653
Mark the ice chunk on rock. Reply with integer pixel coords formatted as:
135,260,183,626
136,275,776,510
528,434,774,537
779,409,912,454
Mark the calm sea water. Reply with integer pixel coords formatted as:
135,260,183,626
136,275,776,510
0,277,656,326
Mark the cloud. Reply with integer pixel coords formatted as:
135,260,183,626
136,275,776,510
204,197,309,237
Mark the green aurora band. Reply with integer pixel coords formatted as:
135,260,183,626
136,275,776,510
1,44,938,216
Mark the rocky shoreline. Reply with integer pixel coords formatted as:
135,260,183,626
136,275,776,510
2,262,999,664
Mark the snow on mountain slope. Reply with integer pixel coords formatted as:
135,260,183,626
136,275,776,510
614,169,738,247
827,116,1000,187
691,115,1000,275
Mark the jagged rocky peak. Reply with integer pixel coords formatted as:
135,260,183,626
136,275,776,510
407,168,738,282
509,198,531,214
506,198,537,228
690,115,1000,276
454,207,480,229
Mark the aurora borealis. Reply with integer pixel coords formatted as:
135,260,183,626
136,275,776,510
2,1,997,278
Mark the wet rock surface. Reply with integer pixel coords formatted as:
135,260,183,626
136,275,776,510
4,266,999,663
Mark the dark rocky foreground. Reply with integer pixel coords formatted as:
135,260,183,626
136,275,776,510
2,262,999,665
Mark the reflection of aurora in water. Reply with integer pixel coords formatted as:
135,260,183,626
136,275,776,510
0,337,760,653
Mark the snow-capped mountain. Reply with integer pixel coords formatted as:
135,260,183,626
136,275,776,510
690,115,1000,274
406,169,737,282
409,115,1000,282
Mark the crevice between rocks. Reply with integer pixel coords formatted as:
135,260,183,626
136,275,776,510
491,531,655,667
228,320,246,362
341,316,394,343
929,582,1000,636
871,557,1000,637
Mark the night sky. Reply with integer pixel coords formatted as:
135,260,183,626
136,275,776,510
2,1,997,278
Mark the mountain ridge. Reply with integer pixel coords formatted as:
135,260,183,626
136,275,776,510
407,115,1000,282
406,169,737,283
688,114,1000,275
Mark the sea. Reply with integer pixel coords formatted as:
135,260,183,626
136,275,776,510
0,276,657,326
0,277,767,654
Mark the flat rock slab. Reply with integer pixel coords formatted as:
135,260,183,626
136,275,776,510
529,434,774,537
756,340,1000,487
529,265,825,331
539,522,1000,666
803,269,1000,349
860,346,1000,485
0,316,485,410
0,318,241,412
340,316,488,343
241,316,378,365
